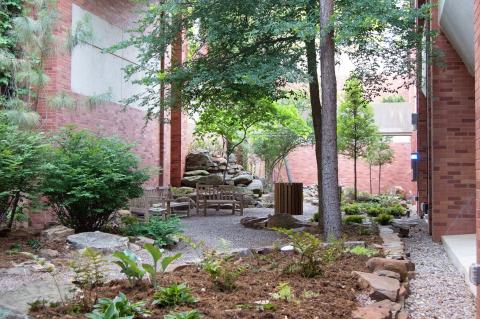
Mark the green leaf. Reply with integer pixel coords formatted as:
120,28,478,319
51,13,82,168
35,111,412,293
161,253,182,272
144,243,162,264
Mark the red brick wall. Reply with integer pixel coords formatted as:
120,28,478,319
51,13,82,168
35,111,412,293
37,0,166,186
474,0,480,312
429,6,476,241
280,140,416,195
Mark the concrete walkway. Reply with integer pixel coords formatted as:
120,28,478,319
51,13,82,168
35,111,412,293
442,233,476,295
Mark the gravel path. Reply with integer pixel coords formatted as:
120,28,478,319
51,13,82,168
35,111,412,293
404,220,476,319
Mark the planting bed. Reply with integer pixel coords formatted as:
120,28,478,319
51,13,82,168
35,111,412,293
30,251,372,319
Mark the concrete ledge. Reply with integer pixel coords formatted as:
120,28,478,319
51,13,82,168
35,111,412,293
441,234,476,296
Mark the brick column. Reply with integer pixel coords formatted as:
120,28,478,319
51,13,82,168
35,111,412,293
474,0,480,313
169,31,187,187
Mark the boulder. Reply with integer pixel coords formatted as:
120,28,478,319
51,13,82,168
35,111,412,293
352,300,402,319
366,257,415,282
211,157,227,165
246,179,263,195
67,231,129,253
181,174,224,187
353,271,400,301
185,152,215,171
240,216,268,229
228,153,237,163
233,174,253,185
39,249,60,259
135,236,155,246
0,304,33,319
374,269,401,281
266,214,304,229
184,170,210,177
41,225,74,242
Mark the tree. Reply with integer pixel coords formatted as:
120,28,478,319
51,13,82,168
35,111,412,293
115,0,432,239
0,115,48,231
194,98,277,182
42,128,149,232
251,98,312,189
0,0,95,128
366,136,395,194
337,77,378,201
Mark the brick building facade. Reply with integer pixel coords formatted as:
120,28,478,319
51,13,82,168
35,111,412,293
37,0,189,187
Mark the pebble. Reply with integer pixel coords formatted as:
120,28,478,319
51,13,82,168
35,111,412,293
403,219,476,319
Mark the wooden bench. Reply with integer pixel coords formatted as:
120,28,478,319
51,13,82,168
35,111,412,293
129,187,194,220
196,185,244,216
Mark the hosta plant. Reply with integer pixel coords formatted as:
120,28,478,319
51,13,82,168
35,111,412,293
163,310,203,319
86,292,150,319
141,243,182,288
152,283,196,307
112,250,145,286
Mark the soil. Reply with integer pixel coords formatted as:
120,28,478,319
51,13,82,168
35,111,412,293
30,251,372,319
0,229,68,268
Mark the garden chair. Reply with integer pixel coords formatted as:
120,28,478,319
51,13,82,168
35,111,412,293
196,184,244,216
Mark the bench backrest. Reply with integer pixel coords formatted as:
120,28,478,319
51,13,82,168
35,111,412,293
129,186,172,215
196,184,239,201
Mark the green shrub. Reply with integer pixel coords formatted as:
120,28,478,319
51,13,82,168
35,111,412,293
86,292,150,319
385,204,406,217
346,245,378,257
112,250,146,286
42,127,149,232
122,216,182,247
153,283,196,307
164,310,203,319
375,213,394,225
201,256,244,292
0,115,49,229
312,212,320,222
365,204,383,217
342,203,362,215
343,215,364,224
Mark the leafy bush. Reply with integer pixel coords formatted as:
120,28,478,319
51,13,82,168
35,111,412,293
274,228,339,278
122,216,182,248
201,255,244,292
385,204,406,217
365,204,383,217
312,212,320,222
86,292,150,319
342,203,362,215
164,310,203,319
346,245,379,257
26,239,41,251
42,127,149,232
0,116,48,229
343,215,364,224
153,283,196,307
112,250,146,286
271,282,294,301
375,213,394,225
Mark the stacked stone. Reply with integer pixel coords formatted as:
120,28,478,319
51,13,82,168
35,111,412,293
180,152,264,205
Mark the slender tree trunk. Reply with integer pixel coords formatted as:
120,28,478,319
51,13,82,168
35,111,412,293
319,0,341,240
353,147,357,200
306,0,323,228
369,164,372,194
378,164,382,194
7,192,21,230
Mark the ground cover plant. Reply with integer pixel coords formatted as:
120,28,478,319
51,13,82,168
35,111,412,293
121,216,182,248
30,228,381,319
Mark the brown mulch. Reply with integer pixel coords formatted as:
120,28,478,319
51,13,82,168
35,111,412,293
30,251,372,319
0,230,68,268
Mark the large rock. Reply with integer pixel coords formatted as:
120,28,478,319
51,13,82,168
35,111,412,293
211,157,227,165
352,300,402,319
183,170,210,177
0,304,32,318
353,271,401,301
233,174,253,185
185,152,215,171
246,179,263,195
181,174,224,187
266,214,305,229
366,257,415,282
41,225,74,242
67,231,129,253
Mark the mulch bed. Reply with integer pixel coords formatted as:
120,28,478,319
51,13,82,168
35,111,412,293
0,230,68,268
30,251,372,319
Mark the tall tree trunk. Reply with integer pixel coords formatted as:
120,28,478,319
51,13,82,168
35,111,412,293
319,0,341,240
378,164,382,194
369,164,372,194
306,0,323,228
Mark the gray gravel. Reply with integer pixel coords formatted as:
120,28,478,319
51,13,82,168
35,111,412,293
404,220,476,319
